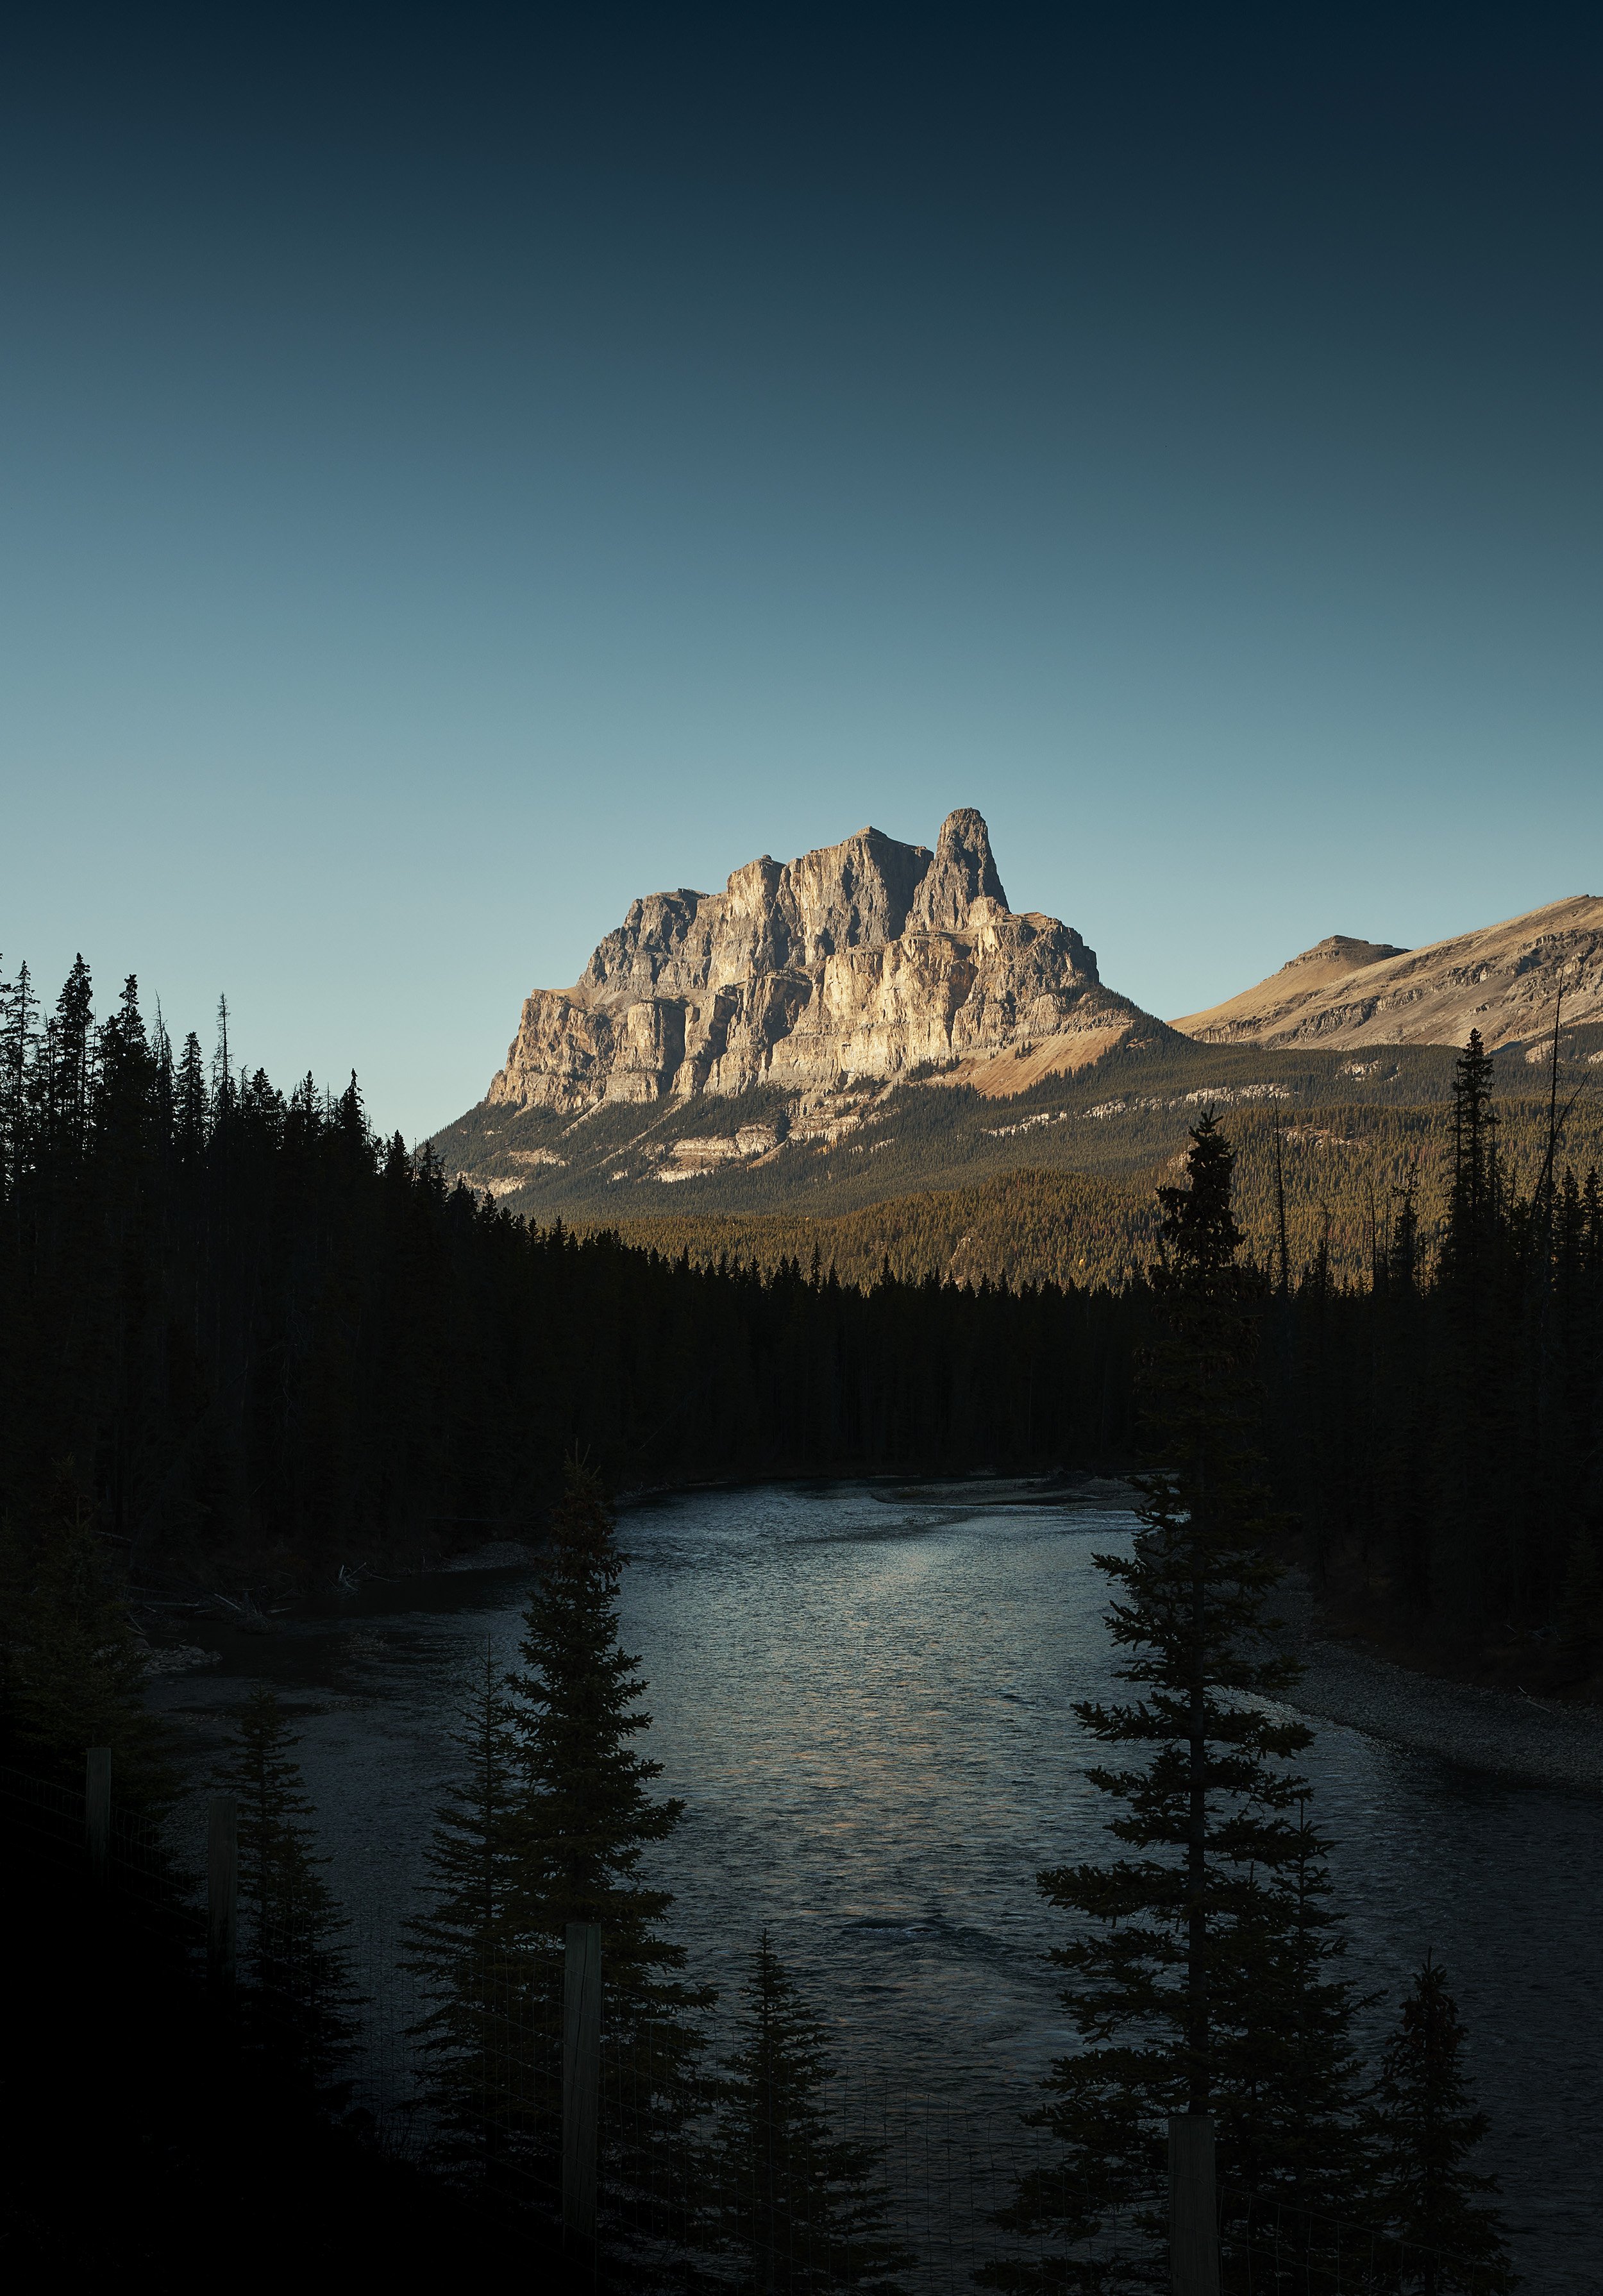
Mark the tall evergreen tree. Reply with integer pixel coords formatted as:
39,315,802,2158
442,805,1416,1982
1367,1960,1515,2295
0,958,37,1193
1441,1031,1502,1322
50,955,95,1159
709,1933,912,2295
211,994,236,1122
407,1651,532,2193
212,1686,357,2096
94,976,157,1154
174,1030,208,1158
502,1465,714,2237
1212,1798,1372,2218
986,1117,1360,2288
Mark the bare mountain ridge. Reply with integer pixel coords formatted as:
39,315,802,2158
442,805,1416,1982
485,808,1156,1118
1173,897,1603,1058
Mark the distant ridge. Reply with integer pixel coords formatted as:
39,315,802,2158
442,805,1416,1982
1173,898,1603,1056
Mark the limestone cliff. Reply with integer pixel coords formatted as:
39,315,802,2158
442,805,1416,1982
486,809,1147,1113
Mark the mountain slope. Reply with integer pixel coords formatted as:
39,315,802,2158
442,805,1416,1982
1173,897,1603,1054
586,1078,1603,1294
430,1031,1478,1228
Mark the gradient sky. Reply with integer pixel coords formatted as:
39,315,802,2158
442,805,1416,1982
3,4,1600,1138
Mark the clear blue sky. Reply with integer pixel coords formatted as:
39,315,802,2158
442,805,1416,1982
3,4,1599,1139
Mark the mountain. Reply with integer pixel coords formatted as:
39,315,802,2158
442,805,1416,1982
1173,897,1603,1056
484,807,1159,1117
428,840,1603,1291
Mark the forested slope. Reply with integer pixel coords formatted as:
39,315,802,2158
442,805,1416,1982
593,1095,1603,1293
6,956,1602,1686
435,1029,1603,1288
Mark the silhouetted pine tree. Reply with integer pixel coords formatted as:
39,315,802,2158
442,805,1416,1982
1441,1033,1502,1323
1367,1960,1515,2294
213,1686,357,2097
710,1933,912,2295
0,958,37,1194
503,1465,714,2241
210,993,236,1122
94,976,156,1153
174,1030,208,1158
407,1651,533,2195
1214,1798,1372,2219
50,955,96,1161
985,1117,1360,2289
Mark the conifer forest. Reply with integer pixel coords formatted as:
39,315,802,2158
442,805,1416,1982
3,957,1597,2292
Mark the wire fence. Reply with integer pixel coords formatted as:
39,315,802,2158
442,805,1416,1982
2,1761,1506,2294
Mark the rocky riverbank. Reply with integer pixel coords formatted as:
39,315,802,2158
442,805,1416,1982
1275,1573,1603,1793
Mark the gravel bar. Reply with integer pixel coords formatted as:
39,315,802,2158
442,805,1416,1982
1283,1602,1603,1794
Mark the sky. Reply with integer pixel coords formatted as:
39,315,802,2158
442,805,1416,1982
2,3,1600,1139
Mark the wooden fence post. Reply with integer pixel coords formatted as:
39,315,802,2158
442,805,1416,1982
1168,2113,1220,2296
85,1747,112,1884
563,1921,602,2254
208,1794,238,1994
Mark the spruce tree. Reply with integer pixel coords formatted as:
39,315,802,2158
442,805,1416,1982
407,1651,532,2193
448,1467,714,2239
0,959,37,1194
1441,1031,1502,1323
1436,1032,1522,1631
49,955,95,1160
709,1933,912,2295
94,976,158,1157
1367,1960,1515,2294
210,994,236,1122
212,1686,357,2097
986,1116,1361,2288
174,1031,208,1158
1212,1798,1372,2218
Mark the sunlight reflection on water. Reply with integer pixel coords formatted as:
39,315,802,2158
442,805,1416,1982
155,1480,1603,2290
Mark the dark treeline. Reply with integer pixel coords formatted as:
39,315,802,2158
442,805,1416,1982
5,954,1599,1664
1266,1029,1603,1668
0,960,1141,1583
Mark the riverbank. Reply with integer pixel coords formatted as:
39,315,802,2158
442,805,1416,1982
1275,1573,1603,1793
911,1480,1603,1796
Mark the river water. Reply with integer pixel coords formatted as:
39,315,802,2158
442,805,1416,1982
152,1481,1603,2289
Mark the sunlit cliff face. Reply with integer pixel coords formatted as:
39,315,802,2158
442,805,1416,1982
486,809,1141,1114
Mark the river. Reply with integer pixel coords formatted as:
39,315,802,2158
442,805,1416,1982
150,1480,1603,2289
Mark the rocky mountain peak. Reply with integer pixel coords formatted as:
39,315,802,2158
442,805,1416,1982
911,807,1009,931
485,809,1146,1115
1281,934,1409,975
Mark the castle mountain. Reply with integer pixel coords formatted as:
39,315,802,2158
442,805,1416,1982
430,824,1603,1287
486,809,1151,1115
